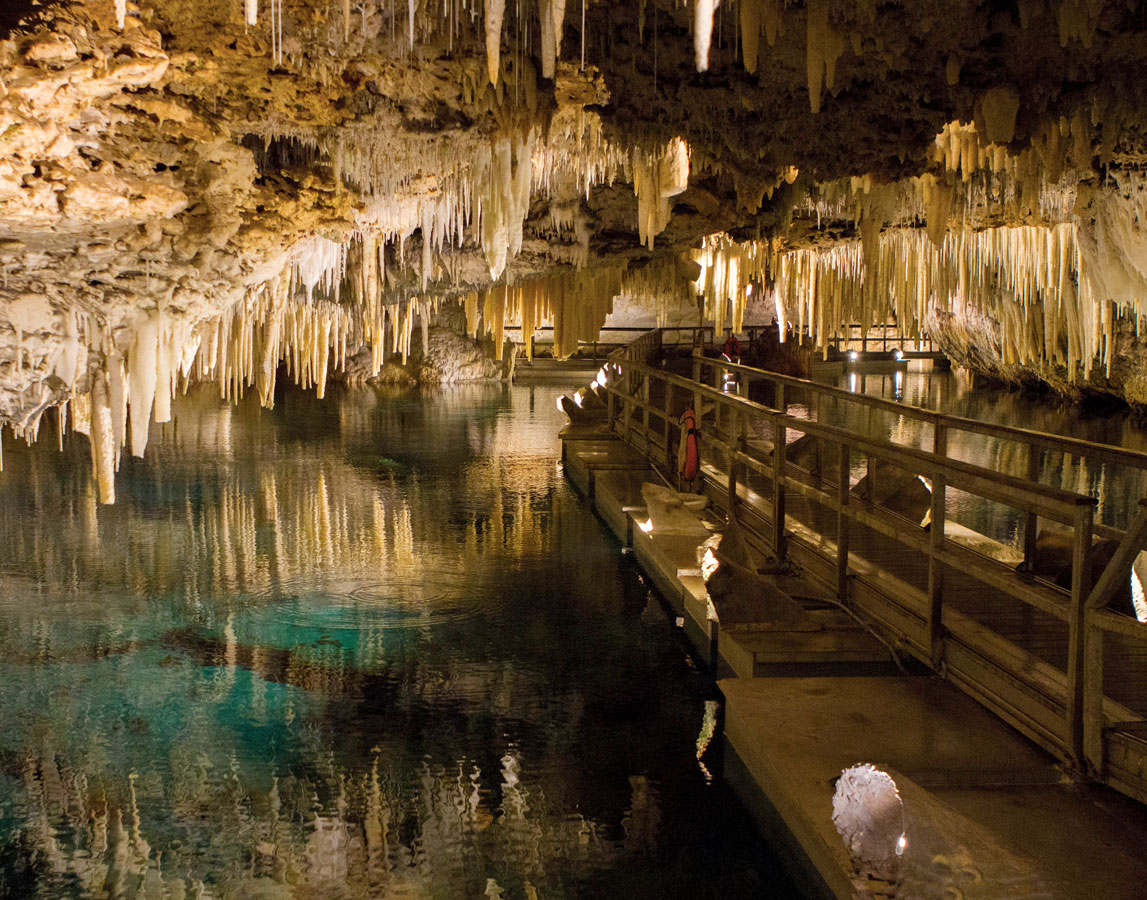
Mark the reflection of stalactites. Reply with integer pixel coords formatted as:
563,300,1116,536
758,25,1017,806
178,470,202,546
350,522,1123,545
621,774,660,854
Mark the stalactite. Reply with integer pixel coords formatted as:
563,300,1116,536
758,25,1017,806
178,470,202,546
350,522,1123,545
740,0,761,74
486,0,507,85
694,0,719,72
632,138,690,251
805,0,844,114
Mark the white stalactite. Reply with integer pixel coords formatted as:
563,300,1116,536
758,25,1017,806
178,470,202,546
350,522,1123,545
127,315,159,458
485,0,506,86
694,0,719,73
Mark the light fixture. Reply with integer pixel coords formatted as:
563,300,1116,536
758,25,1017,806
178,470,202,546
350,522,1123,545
848,351,859,361
701,548,720,581
892,348,904,360
556,395,566,412
638,518,653,533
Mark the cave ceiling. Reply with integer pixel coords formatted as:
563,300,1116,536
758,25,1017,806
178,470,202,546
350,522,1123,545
1,0,1146,472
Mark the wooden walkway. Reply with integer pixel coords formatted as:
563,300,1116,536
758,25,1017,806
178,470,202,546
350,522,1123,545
601,329,1147,806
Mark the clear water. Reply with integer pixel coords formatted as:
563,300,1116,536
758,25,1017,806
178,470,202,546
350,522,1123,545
816,367,1147,547
0,383,797,900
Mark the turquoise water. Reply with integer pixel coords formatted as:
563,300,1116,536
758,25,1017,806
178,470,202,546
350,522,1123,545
0,383,795,899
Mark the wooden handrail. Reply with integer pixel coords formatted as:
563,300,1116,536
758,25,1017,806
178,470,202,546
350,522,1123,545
609,358,1098,526
700,356,1147,473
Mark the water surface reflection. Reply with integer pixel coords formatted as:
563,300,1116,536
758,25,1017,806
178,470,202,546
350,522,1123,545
818,368,1147,545
0,383,791,899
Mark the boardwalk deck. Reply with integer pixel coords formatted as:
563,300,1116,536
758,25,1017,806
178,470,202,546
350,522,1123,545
597,337,1147,804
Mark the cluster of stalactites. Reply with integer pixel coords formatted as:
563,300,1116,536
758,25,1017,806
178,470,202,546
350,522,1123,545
50,308,206,505
680,221,1126,386
334,118,624,284
465,268,623,360
807,112,1095,251
692,234,774,335
631,138,690,251
620,255,703,327
770,224,1116,380
25,258,447,505
477,131,536,279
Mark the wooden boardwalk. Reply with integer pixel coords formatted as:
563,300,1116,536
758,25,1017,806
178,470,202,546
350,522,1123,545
599,330,1147,806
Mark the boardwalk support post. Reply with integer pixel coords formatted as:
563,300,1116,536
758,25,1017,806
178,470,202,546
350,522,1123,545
773,415,787,559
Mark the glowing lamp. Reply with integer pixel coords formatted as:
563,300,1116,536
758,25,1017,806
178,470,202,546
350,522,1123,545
638,518,653,533
701,548,720,581
848,351,859,361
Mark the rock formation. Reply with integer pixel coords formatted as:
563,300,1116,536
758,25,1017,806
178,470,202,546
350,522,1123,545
3,0,1147,498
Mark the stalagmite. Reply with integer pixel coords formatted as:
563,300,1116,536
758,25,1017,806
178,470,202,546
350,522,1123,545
694,0,719,73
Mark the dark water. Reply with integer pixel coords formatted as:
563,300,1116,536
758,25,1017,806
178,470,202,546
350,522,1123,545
0,383,797,899
815,367,1147,548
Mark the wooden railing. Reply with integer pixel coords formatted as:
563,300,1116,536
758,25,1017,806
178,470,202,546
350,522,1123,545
602,351,1147,803
697,354,1147,549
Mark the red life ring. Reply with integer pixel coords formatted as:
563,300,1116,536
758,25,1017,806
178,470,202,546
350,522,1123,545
678,407,700,481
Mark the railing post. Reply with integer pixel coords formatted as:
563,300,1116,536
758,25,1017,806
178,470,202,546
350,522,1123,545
927,471,947,670
607,366,616,426
1082,500,1147,773
728,407,747,517
773,415,787,559
933,420,948,456
663,380,672,469
837,441,850,600
775,381,785,413
1066,501,1095,769
1024,445,1041,567
641,374,651,450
